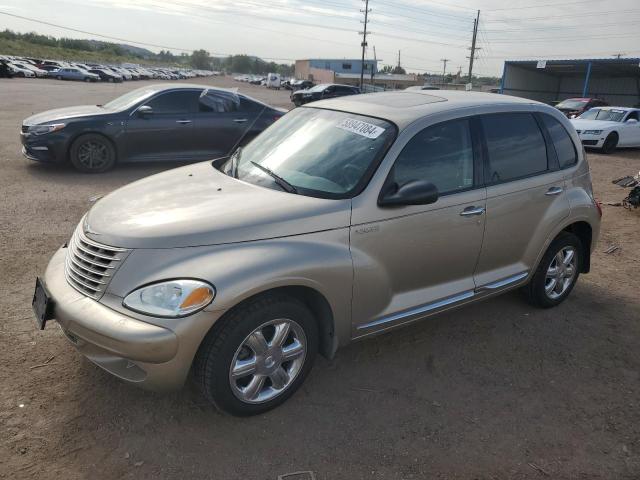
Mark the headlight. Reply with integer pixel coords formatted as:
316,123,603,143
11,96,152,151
123,280,215,318
29,123,66,136
582,129,603,135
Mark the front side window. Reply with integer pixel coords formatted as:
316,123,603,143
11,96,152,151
391,119,474,195
482,113,548,183
541,114,577,169
146,90,200,114
225,108,396,198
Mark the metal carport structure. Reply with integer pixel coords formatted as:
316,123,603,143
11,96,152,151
500,58,640,107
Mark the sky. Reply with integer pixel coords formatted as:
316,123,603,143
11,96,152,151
0,0,639,76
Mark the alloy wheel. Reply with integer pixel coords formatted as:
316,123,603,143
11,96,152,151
544,246,577,300
77,141,109,170
229,318,307,404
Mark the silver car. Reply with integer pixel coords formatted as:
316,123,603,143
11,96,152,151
51,67,100,82
33,91,601,415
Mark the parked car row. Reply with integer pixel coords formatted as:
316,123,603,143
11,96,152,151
234,73,284,90
0,55,217,82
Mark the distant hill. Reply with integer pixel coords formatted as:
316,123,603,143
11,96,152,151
86,40,155,58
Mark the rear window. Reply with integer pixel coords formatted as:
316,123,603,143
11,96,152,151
482,113,548,183
541,114,577,169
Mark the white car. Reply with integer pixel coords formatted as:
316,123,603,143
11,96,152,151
571,107,640,153
7,62,36,78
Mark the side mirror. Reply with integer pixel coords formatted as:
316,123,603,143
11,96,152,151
626,118,638,124
378,180,439,207
137,105,153,117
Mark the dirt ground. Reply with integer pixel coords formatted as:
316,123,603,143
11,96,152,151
1,77,640,480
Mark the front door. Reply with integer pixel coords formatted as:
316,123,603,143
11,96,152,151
350,117,486,335
124,89,200,162
473,112,570,288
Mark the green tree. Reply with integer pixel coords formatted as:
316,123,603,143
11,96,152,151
190,49,211,69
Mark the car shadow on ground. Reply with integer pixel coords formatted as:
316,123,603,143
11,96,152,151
45,280,640,478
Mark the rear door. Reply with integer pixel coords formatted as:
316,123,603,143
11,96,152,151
124,89,200,162
473,112,570,289
190,91,262,159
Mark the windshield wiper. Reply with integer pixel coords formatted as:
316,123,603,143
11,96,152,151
250,161,298,194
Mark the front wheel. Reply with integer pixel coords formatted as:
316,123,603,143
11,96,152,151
524,232,582,308
84,77,91,82
601,132,618,154
193,294,318,416
69,134,116,173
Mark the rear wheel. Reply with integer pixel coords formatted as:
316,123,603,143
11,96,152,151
193,294,318,416
601,132,618,154
524,232,582,308
69,134,116,173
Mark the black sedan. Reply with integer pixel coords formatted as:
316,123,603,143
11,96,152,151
291,84,360,107
88,68,123,83
20,84,286,173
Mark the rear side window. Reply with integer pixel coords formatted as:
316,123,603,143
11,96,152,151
198,91,239,113
482,113,547,183
392,118,474,195
541,114,577,168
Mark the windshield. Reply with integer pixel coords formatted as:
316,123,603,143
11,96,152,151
102,87,159,110
579,108,626,122
223,107,396,199
557,99,588,110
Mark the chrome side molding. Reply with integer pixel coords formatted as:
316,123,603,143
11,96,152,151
357,290,475,330
475,271,529,293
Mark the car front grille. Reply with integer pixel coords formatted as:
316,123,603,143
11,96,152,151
65,226,130,299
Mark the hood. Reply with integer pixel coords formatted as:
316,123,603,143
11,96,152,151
23,105,108,126
570,119,618,131
84,161,351,249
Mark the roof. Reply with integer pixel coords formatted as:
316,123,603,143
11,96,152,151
307,90,537,129
504,58,640,77
335,73,418,81
299,58,378,63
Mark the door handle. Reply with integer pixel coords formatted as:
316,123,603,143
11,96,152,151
233,118,248,123
460,206,485,217
545,186,564,196
176,120,192,124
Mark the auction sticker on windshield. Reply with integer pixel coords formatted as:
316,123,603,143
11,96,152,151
336,118,386,139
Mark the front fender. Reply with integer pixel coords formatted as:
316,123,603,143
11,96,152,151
105,228,353,347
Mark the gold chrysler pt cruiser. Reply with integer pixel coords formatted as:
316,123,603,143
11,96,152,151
33,90,601,415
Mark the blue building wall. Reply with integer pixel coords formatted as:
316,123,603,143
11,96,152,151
308,59,378,75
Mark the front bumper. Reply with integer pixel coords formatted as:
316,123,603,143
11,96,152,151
43,247,224,391
20,130,66,163
577,133,605,148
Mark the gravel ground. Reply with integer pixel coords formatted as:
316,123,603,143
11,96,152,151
1,77,640,480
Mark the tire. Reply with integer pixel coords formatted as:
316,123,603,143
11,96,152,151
193,294,318,416
56,75,62,80
84,77,91,82
523,232,582,308
601,132,618,154
69,133,116,173
108,77,114,83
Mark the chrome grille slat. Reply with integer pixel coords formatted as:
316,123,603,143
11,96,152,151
64,227,130,300
69,240,115,269
73,235,123,262
67,261,106,285
68,254,111,277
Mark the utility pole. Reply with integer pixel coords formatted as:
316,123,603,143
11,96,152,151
359,0,371,90
440,58,450,86
467,9,481,86
612,52,626,59
397,50,401,69
371,45,376,84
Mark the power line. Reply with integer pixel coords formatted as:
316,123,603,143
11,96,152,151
486,0,607,11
